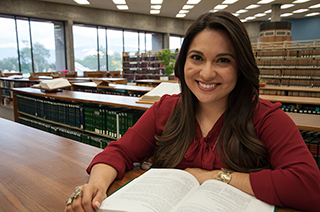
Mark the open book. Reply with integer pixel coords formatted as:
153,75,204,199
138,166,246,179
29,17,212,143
33,78,71,91
136,82,181,104
98,168,275,212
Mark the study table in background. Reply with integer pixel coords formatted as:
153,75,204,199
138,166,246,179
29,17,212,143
0,118,300,212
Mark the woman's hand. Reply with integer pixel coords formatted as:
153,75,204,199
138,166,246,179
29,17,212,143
64,183,107,212
184,167,220,184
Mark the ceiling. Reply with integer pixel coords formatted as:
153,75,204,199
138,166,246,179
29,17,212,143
36,0,320,22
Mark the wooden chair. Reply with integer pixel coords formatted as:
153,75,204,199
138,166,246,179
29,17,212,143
3,72,23,77
109,71,121,78
83,71,107,78
61,71,77,78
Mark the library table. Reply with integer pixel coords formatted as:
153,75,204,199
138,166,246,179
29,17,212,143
260,94,320,105
0,118,300,212
72,81,153,92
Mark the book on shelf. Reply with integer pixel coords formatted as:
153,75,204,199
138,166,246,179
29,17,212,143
98,168,275,212
136,82,181,104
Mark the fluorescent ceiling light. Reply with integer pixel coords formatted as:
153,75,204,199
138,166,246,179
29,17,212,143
236,9,248,14
281,13,293,17
245,5,260,9
264,9,272,13
183,5,194,9
246,16,256,20
112,0,126,4
209,10,219,13
281,4,295,9
305,12,320,16
74,0,90,4
179,10,189,13
293,0,310,3
151,5,161,9
221,0,238,4
117,5,128,10
214,5,228,9
255,13,266,17
186,0,201,4
150,10,160,14
151,0,163,4
176,14,186,18
309,4,320,9
232,13,239,16
257,0,275,4
293,9,308,13
241,19,247,22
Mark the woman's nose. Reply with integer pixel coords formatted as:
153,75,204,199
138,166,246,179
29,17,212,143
199,63,216,80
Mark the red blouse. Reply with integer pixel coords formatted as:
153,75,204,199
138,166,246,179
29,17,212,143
87,94,320,211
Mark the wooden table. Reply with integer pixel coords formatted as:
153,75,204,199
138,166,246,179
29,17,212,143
0,118,102,212
260,94,320,105
0,118,299,212
72,82,153,93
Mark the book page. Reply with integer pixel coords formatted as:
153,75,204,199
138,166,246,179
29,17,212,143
98,169,200,212
175,180,274,212
141,82,180,101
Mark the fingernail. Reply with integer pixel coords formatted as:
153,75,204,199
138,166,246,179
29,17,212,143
95,201,101,208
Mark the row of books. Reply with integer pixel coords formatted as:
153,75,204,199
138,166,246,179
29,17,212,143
1,88,11,97
123,56,159,62
73,87,145,97
281,80,320,87
260,70,320,77
16,94,145,139
254,49,320,58
123,62,163,68
84,106,144,139
0,80,36,89
301,130,320,169
281,104,320,115
1,97,12,106
123,69,162,75
260,89,320,97
256,59,319,68
18,116,113,149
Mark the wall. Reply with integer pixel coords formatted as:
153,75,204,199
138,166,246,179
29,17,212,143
284,16,320,41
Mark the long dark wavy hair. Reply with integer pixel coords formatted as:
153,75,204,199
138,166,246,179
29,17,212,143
152,11,270,172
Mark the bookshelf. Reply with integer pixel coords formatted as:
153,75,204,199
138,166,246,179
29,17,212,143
12,88,151,147
260,86,320,97
122,52,166,82
252,39,320,88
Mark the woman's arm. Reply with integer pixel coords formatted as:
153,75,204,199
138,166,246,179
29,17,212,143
65,163,117,212
185,168,254,195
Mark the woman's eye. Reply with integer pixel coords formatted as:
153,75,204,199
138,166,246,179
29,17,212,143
190,55,202,61
217,58,231,63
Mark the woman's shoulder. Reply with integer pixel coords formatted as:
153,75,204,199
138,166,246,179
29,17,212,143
253,98,284,122
151,94,180,113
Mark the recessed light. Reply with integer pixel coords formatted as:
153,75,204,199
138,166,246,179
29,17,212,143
241,19,247,22
209,10,219,13
245,5,260,9
232,13,239,16
293,9,308,13
255,13,266,17
214,5,228,10
257,0,275,4
221,0,238,4
281,4,295,9
74,0,90,4
150,10,160,14
176,14,186,18
151,5,161,9
281,13,293,17
112,0,126,4
246,16,256,20
293,0,310,3
236,9,248,14
179,10,189,14
182,5,194,9
264,9,272,13
186,0,201,4
151,0,163,4
309,4,320,9
117,5,128,10
305,12,320,16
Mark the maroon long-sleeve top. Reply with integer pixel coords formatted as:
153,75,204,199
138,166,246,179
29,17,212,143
87,94,320,211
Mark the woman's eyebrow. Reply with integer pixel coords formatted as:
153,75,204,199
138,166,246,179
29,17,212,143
187,50,235,59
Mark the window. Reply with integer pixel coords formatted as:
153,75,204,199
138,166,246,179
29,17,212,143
276,30,286,36
264,31,275,37
98,27,107,71
124,30,138,54
73,24,98,75
107,28,123,71
0,14,66,74
169,35,183,50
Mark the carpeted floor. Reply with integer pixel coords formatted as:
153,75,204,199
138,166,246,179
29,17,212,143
0,106,14,121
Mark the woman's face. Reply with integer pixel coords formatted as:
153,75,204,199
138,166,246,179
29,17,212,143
184,29,238,108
